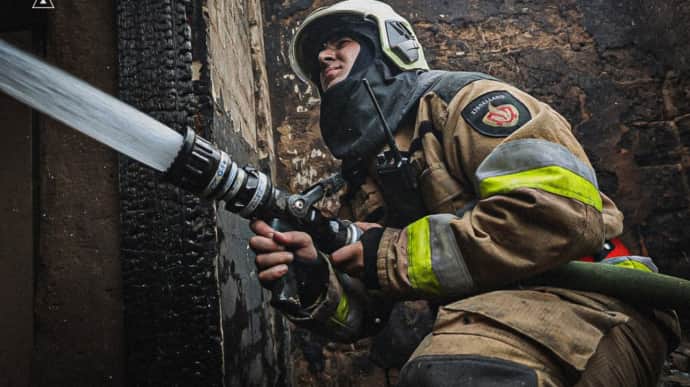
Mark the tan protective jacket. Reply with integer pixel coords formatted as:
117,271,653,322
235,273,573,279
285,74,679,372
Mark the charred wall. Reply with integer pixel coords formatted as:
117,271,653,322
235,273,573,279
117,0,224,384
263,0,690,385
117,0,288,385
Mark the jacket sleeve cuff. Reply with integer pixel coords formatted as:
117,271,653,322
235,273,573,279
281,251,366,342
375,227,403,294
283,251,343,323
361,227,385,289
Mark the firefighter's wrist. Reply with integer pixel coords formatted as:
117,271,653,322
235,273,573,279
360,227,385,289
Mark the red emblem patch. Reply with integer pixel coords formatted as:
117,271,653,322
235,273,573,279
462,90,531,137
482,103,520,127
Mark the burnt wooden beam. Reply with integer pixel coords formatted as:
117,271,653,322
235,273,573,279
116,0,223,384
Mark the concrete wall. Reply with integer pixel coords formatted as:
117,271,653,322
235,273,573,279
263,0,690,385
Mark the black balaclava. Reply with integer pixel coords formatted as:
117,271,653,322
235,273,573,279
304,16,437,176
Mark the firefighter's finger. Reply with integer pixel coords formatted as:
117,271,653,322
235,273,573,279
249,235,285,253
330,242,364,275
249,219,275,238
272,231,318,261
255,251,294,270
272,230,313,248
258,264,289,284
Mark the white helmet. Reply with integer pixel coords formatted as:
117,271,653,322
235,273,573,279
289,0,429,85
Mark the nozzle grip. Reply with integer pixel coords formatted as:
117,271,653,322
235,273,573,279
268,218,330,317
268,218,302,314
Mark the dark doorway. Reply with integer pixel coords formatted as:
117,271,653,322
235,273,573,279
0,29,38,387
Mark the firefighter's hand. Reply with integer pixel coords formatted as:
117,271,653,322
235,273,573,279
330,222,382,277
249,219,317,287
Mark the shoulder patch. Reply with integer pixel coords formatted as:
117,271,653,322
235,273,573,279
461,90,531,137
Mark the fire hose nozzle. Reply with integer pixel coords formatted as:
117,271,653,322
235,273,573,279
164,128,229,200
163,128,273,215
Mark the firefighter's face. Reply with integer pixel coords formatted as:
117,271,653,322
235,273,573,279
318,36,361,91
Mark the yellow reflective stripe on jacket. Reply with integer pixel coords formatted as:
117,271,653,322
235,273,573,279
602,256,657,272
329,293,350,327
407,217,442,295
479,165,603,211
475,139,603,211
612,259,653,272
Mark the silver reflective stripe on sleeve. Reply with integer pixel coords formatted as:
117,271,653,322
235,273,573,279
476,139,598,187
428,214,475,296
475,139,602,211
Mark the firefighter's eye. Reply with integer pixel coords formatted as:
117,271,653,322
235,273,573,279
320,37,355,51
335,38,354,49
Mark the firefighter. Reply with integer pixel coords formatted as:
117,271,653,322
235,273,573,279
249,0,680,385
